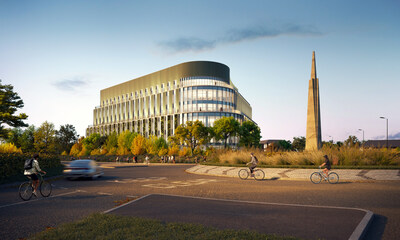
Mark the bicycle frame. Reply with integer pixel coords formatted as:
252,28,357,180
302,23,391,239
310,167,339,184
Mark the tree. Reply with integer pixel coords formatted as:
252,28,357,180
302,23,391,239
117,131,136,155
6,128,23,148
213,117,240,148
70,137,84,156
131,134,146,155
34,121,57,153
82,133,105,155
105,132,118,153
0,80,28,139
344,135,360,148
277,140,292,151
238,121,261,148
292,137,306,152
174,120,210,153
56,124,78,154
20,125,35,153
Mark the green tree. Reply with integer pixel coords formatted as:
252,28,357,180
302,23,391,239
56,124,78,154
6,127,23,148
292,136,306,151
155,136,168,150
238,121,261,148
174,120,210,153
82,133,105,155
0,80,28,139
34,121,57,153
213,117,240,148
277,140,292,151
105,132,118,153
117,131,136,155
20,125,35,153
344,135,360,148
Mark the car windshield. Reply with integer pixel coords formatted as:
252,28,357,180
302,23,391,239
70,161,91,167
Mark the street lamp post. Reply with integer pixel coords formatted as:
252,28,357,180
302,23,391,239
380,117,389,148
358,129,364,143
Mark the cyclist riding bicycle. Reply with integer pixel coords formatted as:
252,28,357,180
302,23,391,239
24,153,46,197
320,155,331,178
246,153,258,177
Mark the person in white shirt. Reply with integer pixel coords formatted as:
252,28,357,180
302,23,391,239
24,153,46,197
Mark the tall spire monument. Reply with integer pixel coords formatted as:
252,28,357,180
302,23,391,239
306,51,322,150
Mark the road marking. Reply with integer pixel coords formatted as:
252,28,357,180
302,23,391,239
107,177,167,184
105,193,373,240
142,179,218,189
98,192,113,196
0,190,82,209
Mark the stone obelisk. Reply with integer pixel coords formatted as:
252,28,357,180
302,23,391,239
306,51,322,151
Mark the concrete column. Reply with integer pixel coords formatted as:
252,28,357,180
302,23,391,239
306,51,322,151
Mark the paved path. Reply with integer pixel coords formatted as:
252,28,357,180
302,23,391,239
186,165,400,181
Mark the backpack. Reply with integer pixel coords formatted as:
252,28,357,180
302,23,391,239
24,158,34,170
254,156,258,164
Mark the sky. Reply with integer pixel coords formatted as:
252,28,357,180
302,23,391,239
1,0,399,142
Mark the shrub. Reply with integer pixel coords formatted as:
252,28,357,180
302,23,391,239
0,153,63,184
0,143,22,154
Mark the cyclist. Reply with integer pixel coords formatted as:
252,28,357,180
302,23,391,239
320,155,331,178
246,153,258,177
24,153,46,197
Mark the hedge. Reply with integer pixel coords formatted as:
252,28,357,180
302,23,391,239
0,153,63,184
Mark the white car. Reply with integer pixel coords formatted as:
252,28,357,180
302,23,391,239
63,159,104,180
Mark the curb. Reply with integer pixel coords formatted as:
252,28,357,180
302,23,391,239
186,165,400,181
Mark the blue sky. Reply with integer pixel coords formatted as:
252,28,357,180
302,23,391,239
1,0,399,142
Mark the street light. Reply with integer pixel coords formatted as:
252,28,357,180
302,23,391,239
358,129,364,143
380,117,389,148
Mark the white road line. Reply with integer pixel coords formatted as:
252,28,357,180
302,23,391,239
148,193,374,240
98,192,113,196
0,190,82,209
103,194,151,214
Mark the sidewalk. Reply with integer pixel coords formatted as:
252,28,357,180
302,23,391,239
186,165,400,181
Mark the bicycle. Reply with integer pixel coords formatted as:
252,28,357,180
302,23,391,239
238,168,265,181
19,173,52,201
310,167,339,184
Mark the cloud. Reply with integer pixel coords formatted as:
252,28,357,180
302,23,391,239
390,132,400,139
53,77,89,92
372,132,400,140
224,24,321,43
159,38,216,53
159,23,322,53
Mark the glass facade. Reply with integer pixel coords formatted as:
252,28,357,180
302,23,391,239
86,61,252,147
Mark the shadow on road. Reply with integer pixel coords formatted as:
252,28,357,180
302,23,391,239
363,214,387,240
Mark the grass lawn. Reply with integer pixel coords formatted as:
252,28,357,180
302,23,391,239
30,213,301,240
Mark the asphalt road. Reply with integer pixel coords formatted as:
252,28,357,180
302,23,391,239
0,165,399,240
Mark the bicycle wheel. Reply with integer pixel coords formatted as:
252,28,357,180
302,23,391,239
254,169,265,181
40,180,52,197
19,182,33,201
310,172,322,184
328,172,339,184
238,169,249,180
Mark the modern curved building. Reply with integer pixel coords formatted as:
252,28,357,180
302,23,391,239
86,61,252,145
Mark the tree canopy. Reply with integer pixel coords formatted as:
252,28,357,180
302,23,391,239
213,117,240,148
174,120,210,153
0,80,28,139
238,121,261,148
